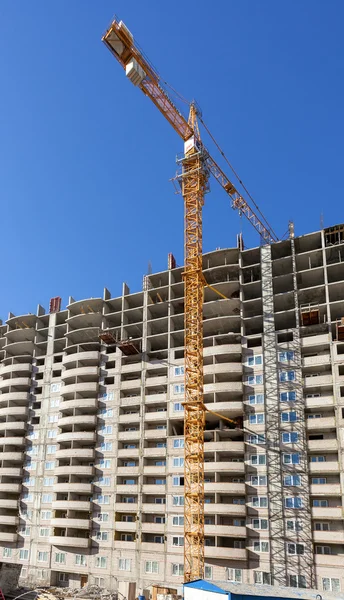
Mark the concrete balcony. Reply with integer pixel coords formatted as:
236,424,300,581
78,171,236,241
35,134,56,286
52,500,91,512
59,398,98,413
121,363,142,374
309,461,339,474
204,363,242,376
118,431,141,441
115,521,137,532
204,382,243,394
0,532,17,543
0,499,18,509
51,518,90,529
303,354,331,367
143,466,166,476
120,396,142,407
54,466,94,477
0,421,26,433
141,542,164,552
205,547,246,560
49,536,89,548
304,375,333,387
0,467,22,477
143,448,166,458
0,437,25,447
204,401,243,416
121,379,141,390
205,462,244,474
2,340,34,356
204,482,245,494
53,483,92,494
144,430,167,440
116,484,138,494
115,503,138,512
119,413,141,424
205,504,246,516
313,530,344,544
0,451,23,461
305,396,334,409
58,415,97,428
0,377,31,390
315,554,344,567
61,382,98,396
0,406,28,419
55,448,94,460
146,376,167,387
62,366,99,380
1,363,32,376
204,441,245,453
0,515,19,526
0,392,29,404
56,431,96,444
203,344,241,357
145,394,167,405
63,351,99,366
307,416,336,430
142,503,165,513
142,484,166,494
0,483,21,493
312,507,342,519
114,540,136,550
301,334,330,348
145,412,167,422
117,448,140,458
117,467,140,476
205,524,246,537
308,439,337,452
310,484,341,496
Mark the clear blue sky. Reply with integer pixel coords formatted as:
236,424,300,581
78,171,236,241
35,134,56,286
1,1,343,320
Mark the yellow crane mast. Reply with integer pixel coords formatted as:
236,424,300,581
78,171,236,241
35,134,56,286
102,16,278,583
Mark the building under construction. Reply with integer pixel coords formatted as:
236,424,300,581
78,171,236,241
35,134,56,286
0,223,344,596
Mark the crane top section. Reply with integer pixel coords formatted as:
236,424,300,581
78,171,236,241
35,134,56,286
102,17,193,141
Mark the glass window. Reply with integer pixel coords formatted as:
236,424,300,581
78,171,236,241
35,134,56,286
249,413,265,425
172,496,184,506
172,516,184,526
42,494,52,503
46,445,56,454
285,496,303,509
174,366,184,377
289,575,307,588
204,566,213,580
119,558,131,571
287,543,304,555
247,355,263,366
315,546,331,555
322,578,340,592
279,351,294,362
254,572,271,585
284,475,301,486
253,541,269,553
281,411,298,422
173,438,184,449
249,394,264,405
228,569,242,583
283,453,300,464
247,375,263,385
252,519,268,530
37,552,48,562
250,455,266,465
174,403,184,412
287,520,303,531
172,564,184,576
313,499,328,507
3,548,12,558
75,555,86,566
145,561,159,574
251,475,267,486
279,370,296,382
173,384,185,394
248,434,266,444
282,432,298,444
20,549,29,560
173,457,184,467
251,496,268,508
312,477,327,484
95,557,107,568
280,391,296,402
172,536,184,547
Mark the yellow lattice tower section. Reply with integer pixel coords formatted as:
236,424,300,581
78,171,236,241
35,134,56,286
182,105,209,582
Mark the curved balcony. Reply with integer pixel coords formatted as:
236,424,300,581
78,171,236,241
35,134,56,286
59,398,98,413
65,327,100,346
0,452,24,462
54,466,94,477
0,498,18,509
0,407,28,419
51,518,90,529
0,532,17,543
204,381,242,395
53,483,92,494
58,415,97,429
0,378,31,391
0,467,22,477
52,500,91,512
61,382,98,397
63,352,99,368
0,483,21,493
56,431,96,444
204,344,241,358
4,327,35,344
0,392,29,406
0,421,26,433
0,515,19,526
0,437,25,447
55,448,94,460
62,366,99,381
1,363,32,376
2,340,34,356
49,535,90,548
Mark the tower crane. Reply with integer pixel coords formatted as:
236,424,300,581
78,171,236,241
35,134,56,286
102,16,279,583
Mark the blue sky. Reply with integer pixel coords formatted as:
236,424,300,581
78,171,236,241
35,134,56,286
0,1,343,320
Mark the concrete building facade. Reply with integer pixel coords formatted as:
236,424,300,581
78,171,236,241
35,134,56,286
0,223,344,595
